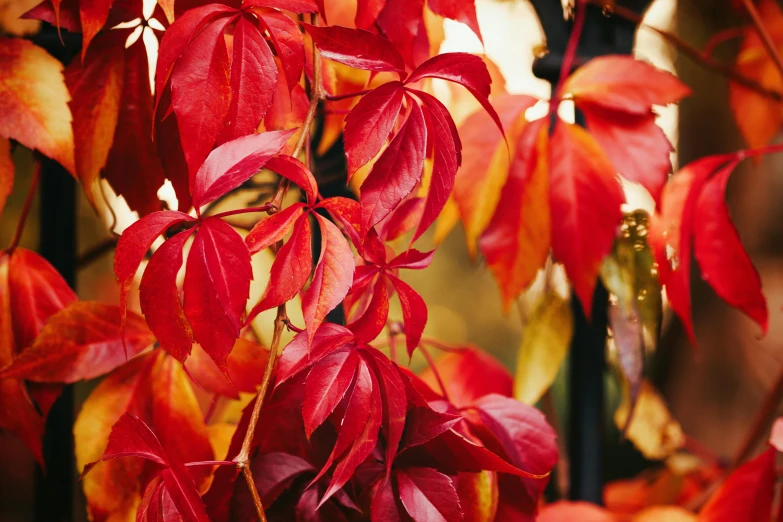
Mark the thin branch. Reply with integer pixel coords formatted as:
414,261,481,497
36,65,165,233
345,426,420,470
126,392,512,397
589,0,783,102
740,0,783,84
703,26,748,58
731,362,783,470
233,17,324,521
419,344,451,403
324,89,371,102
76,237,118,269
211,204,275,220
8,162,40,251
549,0,587,117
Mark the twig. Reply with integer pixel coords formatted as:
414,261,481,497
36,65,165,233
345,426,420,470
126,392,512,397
419,344,451,403
589,0,783,102
8,162,40,251
211,204,275,220
324,89,371,101
740,0,783,84
76,237,118,268
549,0,587,117
542,390,570,499
233,16,324,520
703,26,748,58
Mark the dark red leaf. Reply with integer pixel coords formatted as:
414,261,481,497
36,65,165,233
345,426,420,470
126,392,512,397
170,15,235,174
397,467,463,522
78,0,112,55
140,229,195,362
265,155,318,205
371,478,404,522
8,248,77,350
361,100,428,232
252,452,315,505
303,24,406,75
302,350,359,437
247,214,312,321
115,210,195,326
245,203,305,254
406,53,502,135
343,81,404,176
191,129,295,210
242,0,318,12
694,160,767,332
220,14,277,142
256,8,304,91
410,89,461,240
0,303,153,383
347,276,390,344
183,218,252,371
401,406,462,450
302,215,355,343
376,0,424,69
388,275,427,357
276,323,355,385
356,0,386,28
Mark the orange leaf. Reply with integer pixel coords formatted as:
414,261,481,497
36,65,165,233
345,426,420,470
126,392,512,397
549,122,624,312
538,501,615,522
0,37,75,174
563,55,691,115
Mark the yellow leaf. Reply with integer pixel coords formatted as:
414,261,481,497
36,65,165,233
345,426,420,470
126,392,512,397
0,38,75,174
615,381,684,460
633,506,696,522
514,292,573,405
455,471,498,522
433,196,459,245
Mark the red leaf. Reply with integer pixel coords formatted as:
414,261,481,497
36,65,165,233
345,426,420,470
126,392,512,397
114,210,195,326
651,154,736,344
356,0,386,28
410,89,462,240
376,197,425,242
0,303,153,383
247,214,312,320
397,467,463,522
361,348,408,474
319,360,382,504
8,248,76,350
580,103,672,202
388,275,427,357
371,478,404,522
155,4,235,110
347,276,390,344
221,14,277,142
191,129,294,210
564,55,692,115
303,23,406,75
479,117,549,309
253,452,316,505
0,139,12,218
245,202,305,254
170,15,235,174
428,0,481,42
376,0,425,70
471,394,558,513
388,249,435,270
694,161,767,333
83,414,210,522
183,218,252,371
302,215,355,343
549,122,624,313
276,323,354,384
361,100,428,232
419,347,512,408
140,229,195,362
265,155,318,205
319,196,362,246
256,8,304,91
242,0,319,12
700,447,775,522
406,53,502,135
343,81,405,176
302,350,359,437
401,406,462,450
79,0,112,59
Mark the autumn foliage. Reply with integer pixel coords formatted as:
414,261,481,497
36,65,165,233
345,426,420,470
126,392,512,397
2,0,783,520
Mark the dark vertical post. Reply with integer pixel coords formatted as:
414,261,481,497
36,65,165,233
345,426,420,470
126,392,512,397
528,0,651,504
32,26,81,522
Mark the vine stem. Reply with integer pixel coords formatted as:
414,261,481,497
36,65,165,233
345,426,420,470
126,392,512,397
419,344,451,403
8,162,40,251
549,0,587,118
233,15,324,521
211,204,274,220
588,0,783,102
740,0,783,85
324,89,371,101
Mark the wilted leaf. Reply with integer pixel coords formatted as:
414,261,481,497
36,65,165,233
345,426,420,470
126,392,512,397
514,292,572,405
614,381,684,460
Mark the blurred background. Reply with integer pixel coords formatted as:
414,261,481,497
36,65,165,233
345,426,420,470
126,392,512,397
2,0,783,519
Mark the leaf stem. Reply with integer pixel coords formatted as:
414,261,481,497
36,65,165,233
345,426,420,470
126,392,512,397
740,0,783,86
185,460,235,467
549,0,587,118
589,0,783,102
8,162,40,251
419,344,451,403
234,18,324,521
324,89,371,102
211,204,275,220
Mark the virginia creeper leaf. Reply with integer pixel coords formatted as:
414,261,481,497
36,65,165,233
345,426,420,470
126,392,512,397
396,467,463,522
303,24,406,75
